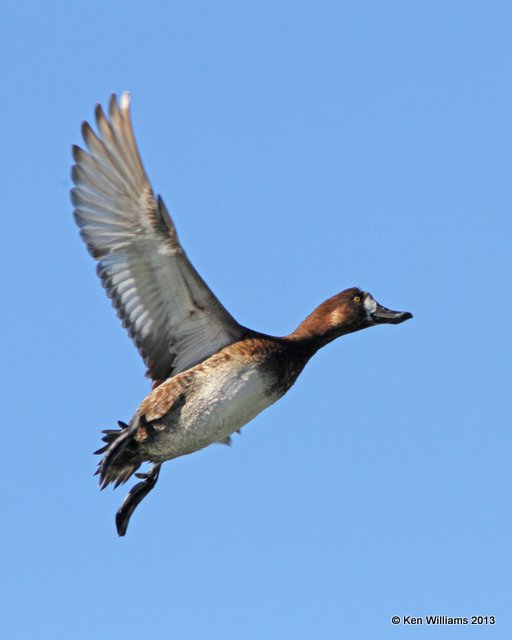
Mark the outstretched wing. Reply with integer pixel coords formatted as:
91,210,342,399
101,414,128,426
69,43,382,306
71,93,246,383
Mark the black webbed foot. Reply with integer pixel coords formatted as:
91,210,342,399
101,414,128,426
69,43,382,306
115,463,161,536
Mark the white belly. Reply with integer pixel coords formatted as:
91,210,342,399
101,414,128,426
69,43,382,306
181,364,277,448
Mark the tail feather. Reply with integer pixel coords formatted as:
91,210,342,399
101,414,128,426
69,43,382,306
95,420,142,489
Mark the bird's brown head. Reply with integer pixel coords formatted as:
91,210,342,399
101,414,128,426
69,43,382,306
290,287,412,348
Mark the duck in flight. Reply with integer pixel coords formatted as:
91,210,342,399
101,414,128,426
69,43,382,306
71,94,412,536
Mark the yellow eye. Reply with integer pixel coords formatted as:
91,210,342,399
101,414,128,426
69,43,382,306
353,296,361,303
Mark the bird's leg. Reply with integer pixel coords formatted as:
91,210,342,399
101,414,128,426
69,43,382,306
115,463,162,536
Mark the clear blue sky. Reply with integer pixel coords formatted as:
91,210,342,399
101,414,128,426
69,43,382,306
2,1,511,638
